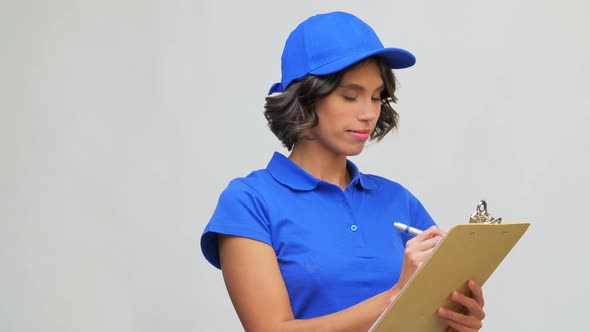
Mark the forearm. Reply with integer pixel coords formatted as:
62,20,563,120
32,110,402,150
220,236,408,332
276,285,402,332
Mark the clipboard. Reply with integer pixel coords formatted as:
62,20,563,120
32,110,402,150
369,202,530,331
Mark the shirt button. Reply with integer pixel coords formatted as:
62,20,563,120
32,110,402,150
350,225,358,232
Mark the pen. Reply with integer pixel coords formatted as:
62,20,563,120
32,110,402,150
393,222,423,236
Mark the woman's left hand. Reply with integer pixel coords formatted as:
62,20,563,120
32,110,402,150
437,280,486,332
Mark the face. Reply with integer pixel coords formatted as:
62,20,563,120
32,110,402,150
303,59,384,158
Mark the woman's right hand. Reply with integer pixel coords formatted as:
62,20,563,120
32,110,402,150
395,226,446,291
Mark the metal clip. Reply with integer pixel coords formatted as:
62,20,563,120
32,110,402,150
469,200,502,224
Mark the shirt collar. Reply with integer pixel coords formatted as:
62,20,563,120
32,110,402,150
346,157,377,191
266,152,377,191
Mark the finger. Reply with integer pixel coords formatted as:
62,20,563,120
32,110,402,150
416,225,446,239
467,280,485,307
405,226,445,247
438,308,482,331
450,291,485,321
406,233,443,250
406,236,441,252
443,317,479,332
438,307,468,325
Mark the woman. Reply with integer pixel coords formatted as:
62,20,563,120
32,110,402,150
201,11,485,332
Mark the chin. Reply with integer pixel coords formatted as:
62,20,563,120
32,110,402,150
344,146,365,156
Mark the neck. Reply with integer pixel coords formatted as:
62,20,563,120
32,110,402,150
288,145,351,190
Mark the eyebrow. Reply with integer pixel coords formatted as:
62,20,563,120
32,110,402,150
338,83,384,92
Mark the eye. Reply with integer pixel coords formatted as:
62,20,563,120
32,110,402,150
343,96,358,101
372,90,384,102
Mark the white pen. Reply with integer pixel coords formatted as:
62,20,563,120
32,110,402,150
393,222,423,236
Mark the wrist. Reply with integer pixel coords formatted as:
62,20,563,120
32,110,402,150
388,283,403,303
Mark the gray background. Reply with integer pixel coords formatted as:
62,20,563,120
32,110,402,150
2,0,589,331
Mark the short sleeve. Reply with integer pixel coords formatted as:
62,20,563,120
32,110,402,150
200,179,272,269
400,188,437,243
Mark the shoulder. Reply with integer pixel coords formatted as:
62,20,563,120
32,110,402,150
219,168,280,203
360,172,430,211
224,169,269,194
202,170,277,269
356,171,437,238
362,173,413,196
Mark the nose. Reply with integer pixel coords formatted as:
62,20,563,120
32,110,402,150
358,98,380,122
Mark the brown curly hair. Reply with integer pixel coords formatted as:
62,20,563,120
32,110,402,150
264,57,399,151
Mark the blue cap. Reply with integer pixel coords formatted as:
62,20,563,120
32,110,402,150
268,11,416,95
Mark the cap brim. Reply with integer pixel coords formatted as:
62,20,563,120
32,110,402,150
310,47,416,76
269,47,415,94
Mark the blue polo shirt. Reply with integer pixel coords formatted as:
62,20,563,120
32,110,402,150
201,152,436,319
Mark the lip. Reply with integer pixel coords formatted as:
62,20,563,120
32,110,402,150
347,129,371,141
